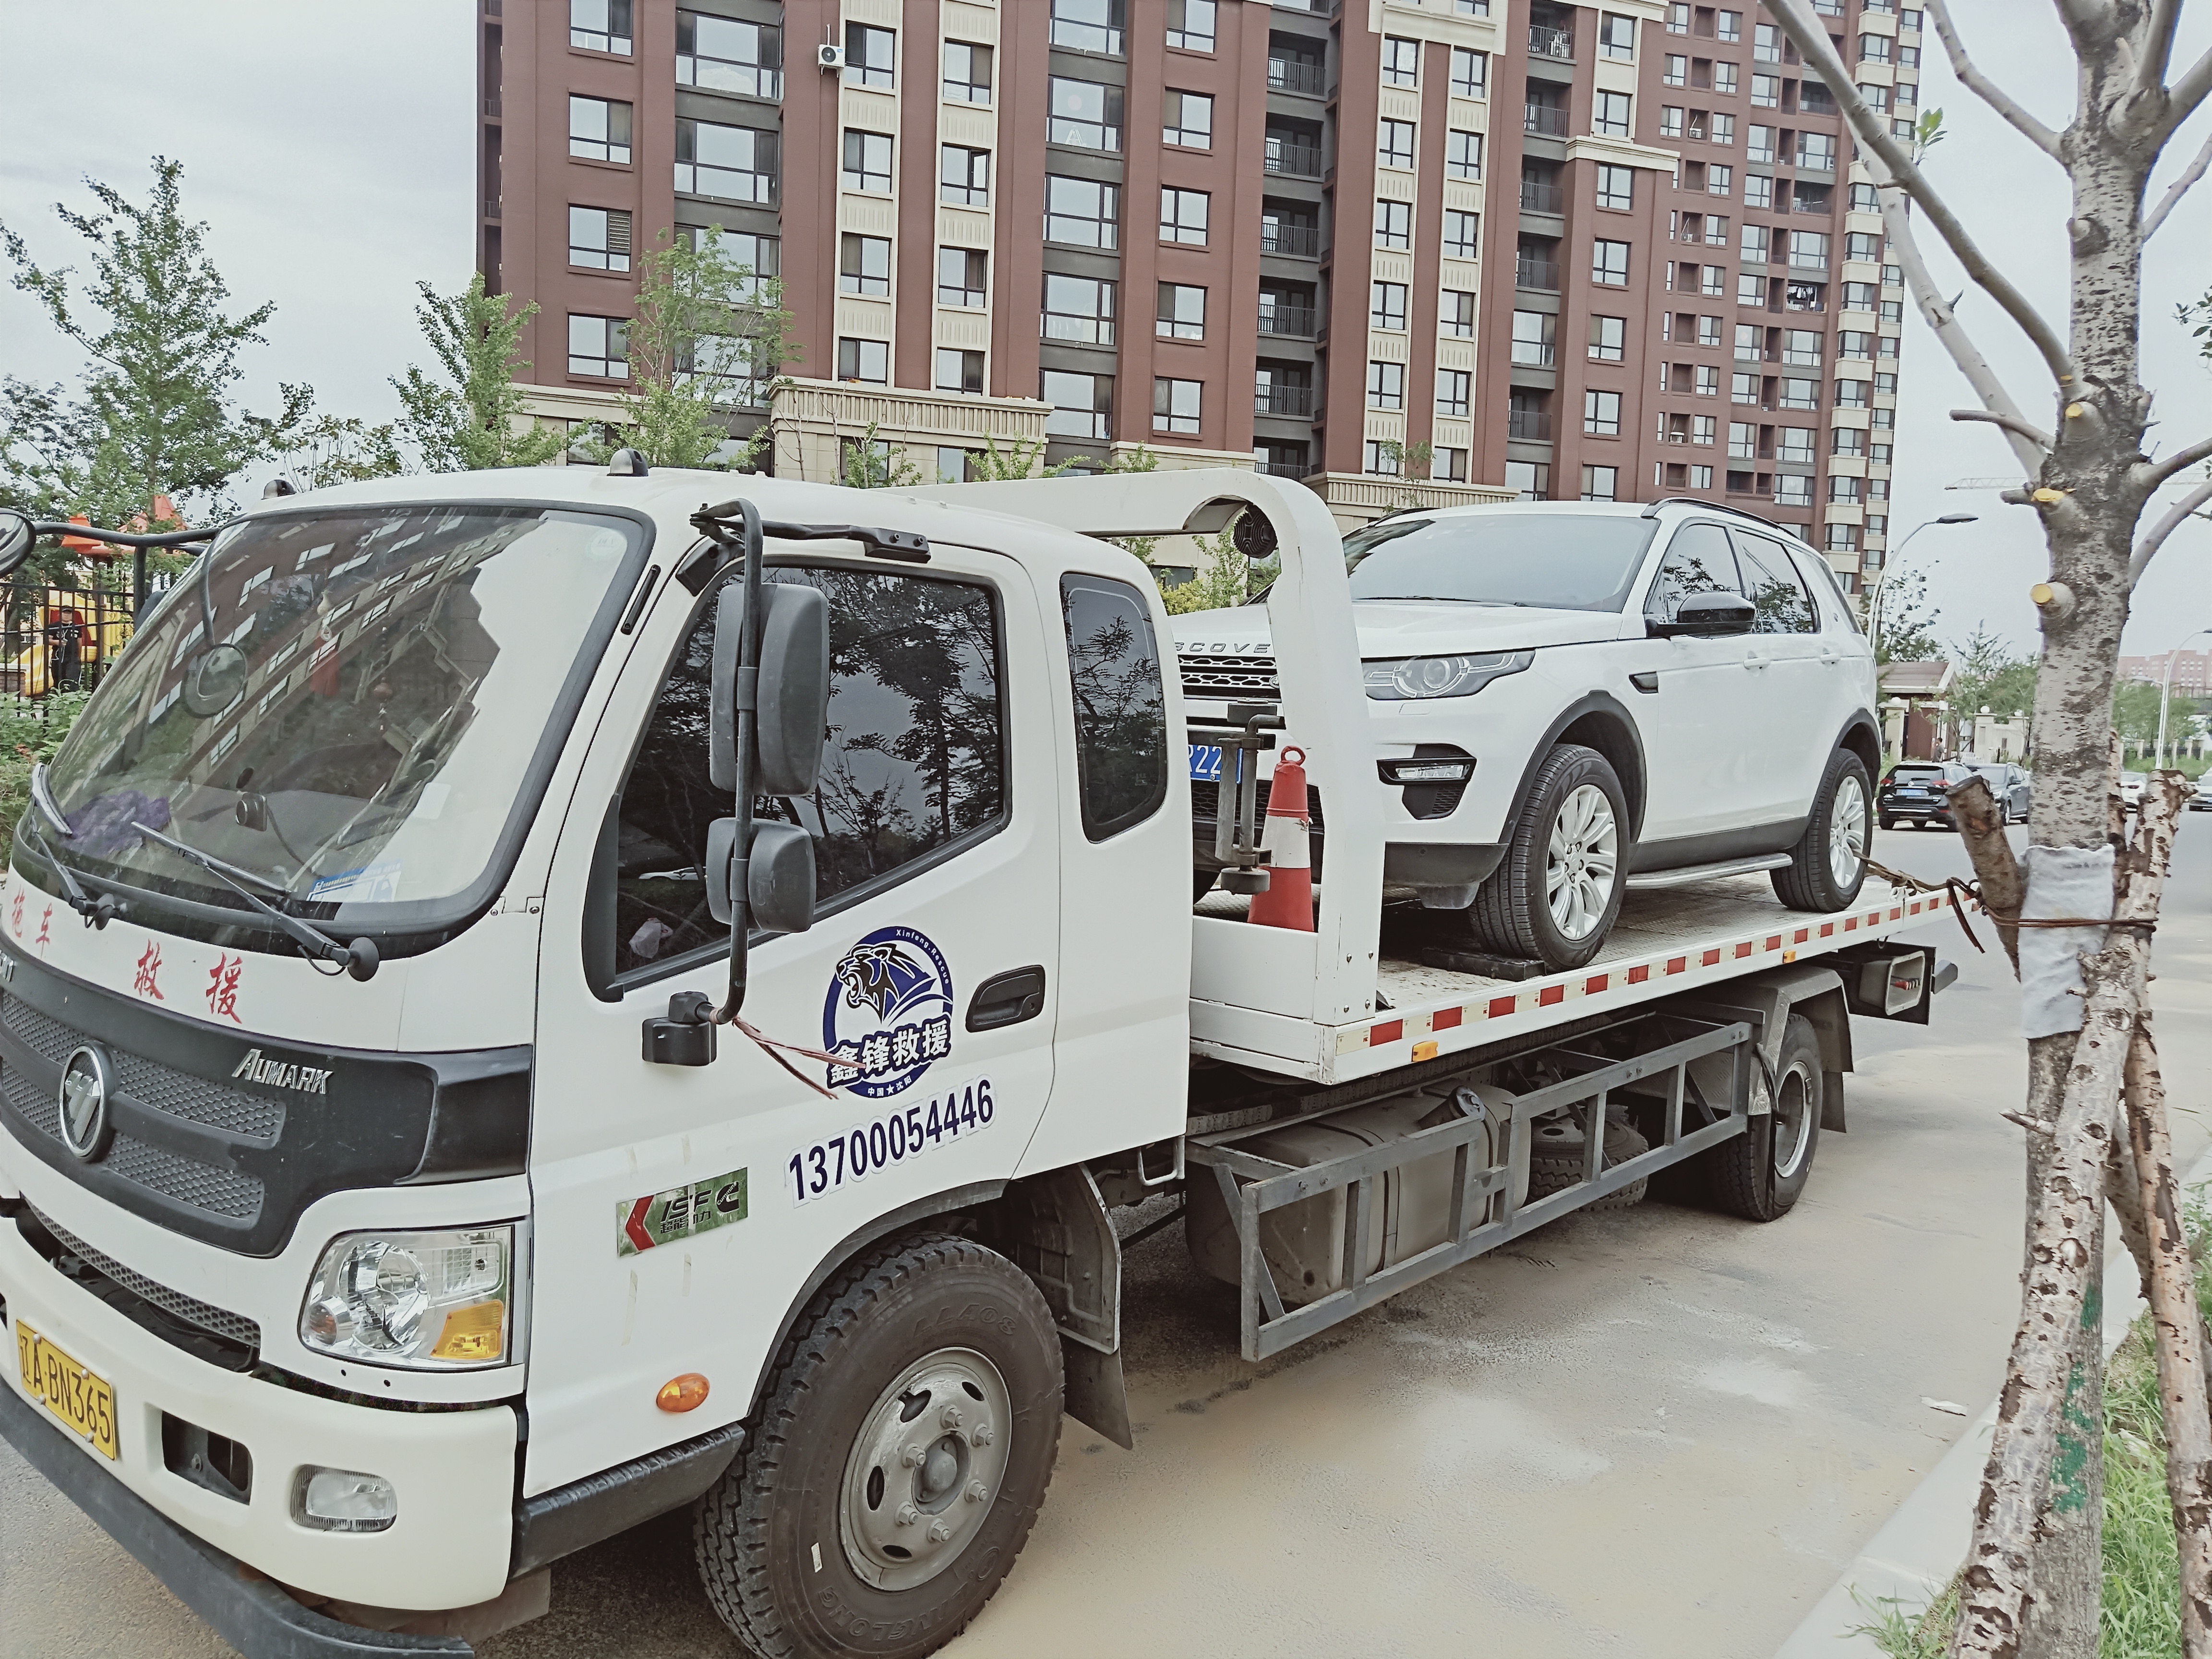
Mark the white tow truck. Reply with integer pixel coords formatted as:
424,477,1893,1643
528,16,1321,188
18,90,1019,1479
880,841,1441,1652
0,469,1954,1659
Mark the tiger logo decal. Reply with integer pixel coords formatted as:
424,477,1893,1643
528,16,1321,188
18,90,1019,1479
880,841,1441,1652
822,927,956,1098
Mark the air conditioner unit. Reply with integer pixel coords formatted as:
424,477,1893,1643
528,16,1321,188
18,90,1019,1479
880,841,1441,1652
817,42,845,70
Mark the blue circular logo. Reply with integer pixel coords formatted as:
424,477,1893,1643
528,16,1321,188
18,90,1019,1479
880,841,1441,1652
822,926,956,1098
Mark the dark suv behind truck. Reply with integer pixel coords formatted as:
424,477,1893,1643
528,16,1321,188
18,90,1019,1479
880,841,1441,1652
1878,761,1975,830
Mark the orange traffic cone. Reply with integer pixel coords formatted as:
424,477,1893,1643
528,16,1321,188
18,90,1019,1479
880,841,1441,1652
1247,746,1315,931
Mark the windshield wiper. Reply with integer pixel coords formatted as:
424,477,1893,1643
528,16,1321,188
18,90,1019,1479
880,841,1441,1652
23,765,122,929
131,821,379,982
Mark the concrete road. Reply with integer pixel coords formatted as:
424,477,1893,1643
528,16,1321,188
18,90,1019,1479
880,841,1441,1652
7,821,2210,1659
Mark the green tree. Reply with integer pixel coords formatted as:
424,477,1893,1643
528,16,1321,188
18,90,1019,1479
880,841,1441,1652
2113,679,2196,758
1871,567,1939,664
1162,516,1276,615
840,423,925,488
391,274,565,471
277,413,405,490
1948,625,2038,724
1,156,309,528
965,432,1072,481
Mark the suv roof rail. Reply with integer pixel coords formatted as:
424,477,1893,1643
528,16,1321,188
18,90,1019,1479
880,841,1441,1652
1638,496,1796,537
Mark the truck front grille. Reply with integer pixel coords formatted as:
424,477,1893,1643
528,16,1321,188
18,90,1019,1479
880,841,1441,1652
1178,652,1280,702
3,998,283,1141
2,1066,264,1220
29,1204,261,1351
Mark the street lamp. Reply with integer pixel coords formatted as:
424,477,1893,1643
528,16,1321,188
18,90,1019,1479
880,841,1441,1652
2154,627,2211,769
1866,514,1978,662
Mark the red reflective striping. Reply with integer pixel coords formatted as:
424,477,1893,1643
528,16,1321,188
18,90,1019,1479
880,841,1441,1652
1667,956,1688,974
1819,922,1835,937
1844,916,1859,931
1434,1006,1463,1031
1586,974,1609,994
1539,985,1565,1007
1889,907,1903,921
1766,936,1782,951
1628,964,1651,984
1793,928,1809,944
1490,995,1517,1018
1734,942,1754,959
1370,1020,1404,1046
1700,949,1721,966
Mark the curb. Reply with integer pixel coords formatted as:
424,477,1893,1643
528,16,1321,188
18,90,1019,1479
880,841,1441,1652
1773,1142,2212,1657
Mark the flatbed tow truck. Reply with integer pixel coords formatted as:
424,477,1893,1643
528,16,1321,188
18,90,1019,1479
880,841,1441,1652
0,469,1951,1658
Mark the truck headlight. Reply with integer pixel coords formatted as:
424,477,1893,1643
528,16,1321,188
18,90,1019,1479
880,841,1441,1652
299,1225,521,1370
1363,651,1533,700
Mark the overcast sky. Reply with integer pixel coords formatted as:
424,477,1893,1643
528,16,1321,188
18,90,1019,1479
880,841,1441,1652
2,0,2209,659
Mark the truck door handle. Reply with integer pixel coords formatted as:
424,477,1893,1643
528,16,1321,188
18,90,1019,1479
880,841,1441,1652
1743,650,1768,671
967,966,1048,1032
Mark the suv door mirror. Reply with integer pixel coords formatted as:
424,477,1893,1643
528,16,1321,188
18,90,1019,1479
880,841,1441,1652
1649,590,1756,638
710,582,830,795
705,817,817,935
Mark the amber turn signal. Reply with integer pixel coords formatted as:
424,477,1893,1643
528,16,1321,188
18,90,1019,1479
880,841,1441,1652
657,1373,710,1412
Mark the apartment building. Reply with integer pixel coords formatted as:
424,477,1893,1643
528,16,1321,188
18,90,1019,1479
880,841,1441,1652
2119,651,2211,695
479,0,1915,582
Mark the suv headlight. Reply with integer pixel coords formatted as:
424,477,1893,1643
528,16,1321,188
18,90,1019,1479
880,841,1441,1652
300,1225,522,1370
1363,651,1533,700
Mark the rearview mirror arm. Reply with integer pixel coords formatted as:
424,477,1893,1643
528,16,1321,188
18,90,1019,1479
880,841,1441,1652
702,499,766,1024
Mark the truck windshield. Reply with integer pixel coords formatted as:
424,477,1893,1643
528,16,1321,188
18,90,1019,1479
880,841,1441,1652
1342,513,1661,613
36,504,647,938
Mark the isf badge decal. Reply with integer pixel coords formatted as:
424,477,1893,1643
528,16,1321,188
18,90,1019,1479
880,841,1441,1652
823,926,954,1097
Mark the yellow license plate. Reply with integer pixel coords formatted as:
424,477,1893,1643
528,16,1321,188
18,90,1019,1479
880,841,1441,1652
15,1321,119,1460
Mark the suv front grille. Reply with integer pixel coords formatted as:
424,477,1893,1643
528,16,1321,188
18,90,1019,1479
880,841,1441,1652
1178,652,1280,702
1190,779,1327,829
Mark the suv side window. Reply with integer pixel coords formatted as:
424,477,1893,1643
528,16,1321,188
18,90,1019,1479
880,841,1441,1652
596,564,1006,986
1060,575,1167,840
1643,522,1743,625
1731,531,1818,633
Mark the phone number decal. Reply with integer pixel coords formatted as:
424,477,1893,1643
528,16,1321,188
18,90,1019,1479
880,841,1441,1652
787,1076,995,1206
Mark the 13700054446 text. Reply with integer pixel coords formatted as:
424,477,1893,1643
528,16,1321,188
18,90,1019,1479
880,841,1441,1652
786,1076,997,1206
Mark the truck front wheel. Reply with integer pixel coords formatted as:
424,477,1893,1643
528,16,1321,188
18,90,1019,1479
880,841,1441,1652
696,1233,1064,1659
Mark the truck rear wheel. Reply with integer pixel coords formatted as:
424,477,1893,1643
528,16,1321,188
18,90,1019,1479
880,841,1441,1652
1706,1014,1822,1222
695,1233,1064,1659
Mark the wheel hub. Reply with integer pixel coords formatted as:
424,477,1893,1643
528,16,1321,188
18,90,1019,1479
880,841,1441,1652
1829,775,1868,889
1546,783,1620,941
841,1347,1012,1590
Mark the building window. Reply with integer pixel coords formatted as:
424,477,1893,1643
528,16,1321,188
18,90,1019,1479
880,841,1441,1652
1597,165,1634,210
1052,0,1125,54
570,96,633,164
844,22,896,88
1582,464,1619,501
1705,214,1732,246
676,119,777,203
1782,329,1822,366
1703,265,1726,296
1775,474,1814,506
678,14,780,97
1741,223,1771,262
1153,377,1202,434
1664,54,1689,86
1441,211,1479,260
1709,163,1734,194
1719,8,1743,39
1847,231,1884,262
937,447,980,483
1437,369,1471,416
841,129,893,194
1512,310,1557,365
1044,273,1116,344
571,0,632,54
1744,174,1774,210
1157,282,1206,340
1726,421,1755,459
1600,13,1637,58
1710,113,1737,144
1163,90,1214,148
1442,290,1477,337
1506,461,1551,500
1043,369,1114,438
569,206,632,271
1589,314,1626,361
939,247,987,308
568,314,627,378
1446,130,1484,180
1748,125,1777,163
1046,176,1120,247
1450,47,1487,98
1731,371,1760,402
1776,375,1818,409
1364,441,1402,478
936,349,986,396
941,144,991,206
1660,106,1685,138
1370,281,1408,331
1382,36,1420,86
1698,315,1722,347
1826,523,1860,553
1050,78,1124,149
1695,365,1720,395
1375,200,1412,250
1829,475,1863,504
1584,388,1622,436
840,234,891,296
1592,240,1631,286
1367,361,1405,410
1594,92,1634,137
1715,62,1739,94
1160,187,1210,245
1839,329,1875,360
944,40,993,103
837,338,890,384
1166,0,1216,50
1751,72,1779,107
1435,446,1470,483
1379,120,1417,169
1791,230,1831,270
1799,132,1836,170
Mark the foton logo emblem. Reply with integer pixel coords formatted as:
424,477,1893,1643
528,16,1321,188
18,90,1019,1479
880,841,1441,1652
233,1049,333,1094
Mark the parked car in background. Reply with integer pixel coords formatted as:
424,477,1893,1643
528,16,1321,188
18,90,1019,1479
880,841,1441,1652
2188,778,2212,811
1877,760,1976,830
1969,762,2032,824
2121,771,2147,809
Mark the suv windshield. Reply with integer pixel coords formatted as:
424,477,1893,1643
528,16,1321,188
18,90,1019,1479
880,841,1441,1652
36,503,647,938
1341,513,1661,612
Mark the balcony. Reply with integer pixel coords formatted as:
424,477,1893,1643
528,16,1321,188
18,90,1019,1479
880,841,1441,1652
1515,255,1560,290
1519,180,1563,213
1261,222,1321,257
1264,138,1325,178
1524,104,1570,137
1257,305,1319,338
1268,58,1325,95
1256,460,1311,479
1528,24,1574,59
1507,409,1552,440
1255,384,1315,418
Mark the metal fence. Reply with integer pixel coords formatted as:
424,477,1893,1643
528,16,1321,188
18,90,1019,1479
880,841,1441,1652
0,576,163,717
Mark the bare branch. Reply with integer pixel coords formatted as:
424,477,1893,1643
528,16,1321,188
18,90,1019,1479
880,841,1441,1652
1769,0,2074,387
2167,46,2212,139
2146,433,2212,489
2129,475,2212,587
1873,183,2047,475
2144,123,2212,240
1951,408,2055,451
1925,0,2063,156
2138,0,2182,100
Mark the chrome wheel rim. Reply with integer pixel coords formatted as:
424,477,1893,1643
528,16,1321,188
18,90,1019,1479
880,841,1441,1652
1828,774,1868,890
1546,783,1619,942
840,1346,1012,1591
1768,1060,1815,1180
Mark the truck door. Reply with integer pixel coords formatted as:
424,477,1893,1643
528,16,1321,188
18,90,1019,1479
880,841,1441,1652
524,544,1061,1499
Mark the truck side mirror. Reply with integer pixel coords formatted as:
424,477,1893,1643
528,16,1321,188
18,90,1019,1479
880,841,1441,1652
709,582,830,796
705,817,817,936
1648,591,1756,638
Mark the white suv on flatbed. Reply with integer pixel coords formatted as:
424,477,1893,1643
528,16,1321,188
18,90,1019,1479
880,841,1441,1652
1178,499,1880,969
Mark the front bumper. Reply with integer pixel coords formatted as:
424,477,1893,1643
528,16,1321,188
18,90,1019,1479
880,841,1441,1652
0,1214,518,1616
